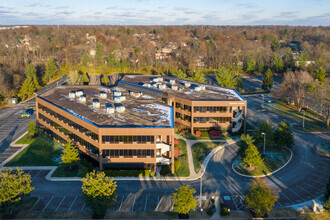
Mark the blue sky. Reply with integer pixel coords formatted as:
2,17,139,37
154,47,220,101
1,0,329,25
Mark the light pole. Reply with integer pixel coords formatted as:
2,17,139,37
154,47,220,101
261,132,266,154
200,176,202,209
301,110,305,128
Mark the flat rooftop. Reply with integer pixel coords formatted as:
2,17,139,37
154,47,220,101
39,86,173,128
122,75,245,101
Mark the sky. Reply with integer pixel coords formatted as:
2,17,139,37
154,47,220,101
1,0,329,26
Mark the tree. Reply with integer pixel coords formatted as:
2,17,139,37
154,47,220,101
95,42,103,66
176,69,186,79
262,68,273,90
276,121,294,149
191,69,205,83
81,51,90,66
237,134,255,158
28,120,37,137
272,55,284,73
271,39,280,52
243,143,263,168
18,64,40,100
245,178,278,217
172,185,197,216
298,51,307,68
215,67,240,89
42,58,57,84
283,47,294,71
257,60,264,73
315,66,326,85
0,168,34,215
68,71,83,85
253,120,275,148
82,72,89,85
61,141,80,170
245,57,256,73
108,53,119,68
101,74,109,86
82,171,117,217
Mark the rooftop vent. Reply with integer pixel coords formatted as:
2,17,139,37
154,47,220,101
171,85,178,91
158,77,163,82
114,97,121,103
227,96,232,100
78,94,86,103
169,79,176,85
194,86,202,92
99,91,107,99
113,90,122,97
115,106,126,113
119,96,126,102
93,98,100,108
130,91,142,98
106,107,115,114
76,89,84,97
69,91,76,99
184,82,191,88
200,85,206,91
158,84,166,90
143,83,151,88
152,78,159,83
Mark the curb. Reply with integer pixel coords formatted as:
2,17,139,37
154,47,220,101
10,131,29,147
231,147,293,178
315,143,330,158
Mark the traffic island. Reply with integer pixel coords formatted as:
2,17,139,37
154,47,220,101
316,142,330,157
232,148,292,177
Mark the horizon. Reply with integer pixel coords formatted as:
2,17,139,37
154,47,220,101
1,0,330,26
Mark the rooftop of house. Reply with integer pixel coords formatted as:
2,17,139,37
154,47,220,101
121,75,245,102
39,86,173,128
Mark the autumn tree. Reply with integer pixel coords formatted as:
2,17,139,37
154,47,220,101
276,121,294,149
61,141,80,170
245,178,278,217
42,58,57,84
172,185,197,216
262,68,273,90
215,67,240,89
82,171,117,217
0,168,34,215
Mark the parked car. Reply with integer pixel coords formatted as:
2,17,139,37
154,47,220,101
264,97,272,103
21,109,34,117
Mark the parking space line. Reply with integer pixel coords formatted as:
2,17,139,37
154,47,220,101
310,174,328,181
32,170,42,181
43,196,54,212
131,196,136,211
144,196,148,212
118,196,124,211
80,202,86,212
31,198,40,210
55,196,66,212
279,191,294,205
287,188,305,202
314,169,330,175
296,185,317,197
155,196,162,211
68,195,78,212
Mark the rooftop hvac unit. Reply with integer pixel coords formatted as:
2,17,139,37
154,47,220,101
113,90,122,97
171,85,178,91
152,78,159,82
119,96,126,102
143,83,151,88
76,89,84,97
99,91,107,99
116,106,125,113
93,99,100,108
169,79,176,85
184,82,191,88
194,86,202,92
79,95,86,103
200,85,206,91
106,107,114,114
158,77,163,82
158,84,166,90
69,91,76,99
130,91,142,98
114,97,121,103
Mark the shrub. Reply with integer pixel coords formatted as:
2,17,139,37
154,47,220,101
209,130,222,137
220,207,229,216
206,207,214,216
324,199,330,210
174,140,179,145
149,171,155,177
160,165,171,176
144,169,150,177
195,130,201,137
174,160,181,171
200,131,209,137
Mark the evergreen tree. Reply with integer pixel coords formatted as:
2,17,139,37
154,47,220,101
81,51,90,66
243,143,263,168
108,53,119,68
272,55,284,73
257,60,264,73
245,178,278,217
283,47,294,71
246,57,256,73
176,69,187,79
238,134,255,158
253,120,275,148
28,120,37,137
262,68,273,90
172,185,197,215
191,69,206,83
42,58,57,84
0,168,34,215
276,121,294,149
298,51,308,68
101,74,110,86
271,39,280,52
82,171,117,217
61,141,80,170
18,64,40,100
215,67,240,89
82,72,89,85
95,42,103,66
315,66,326,85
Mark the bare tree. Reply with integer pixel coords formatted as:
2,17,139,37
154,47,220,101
67,71,83,85
109,73,120,85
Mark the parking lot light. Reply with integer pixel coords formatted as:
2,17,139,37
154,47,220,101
261,132,266,154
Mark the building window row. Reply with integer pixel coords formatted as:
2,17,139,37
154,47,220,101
175,102,191,112
102,149,155,158
102,135,155,144
193,117,232,123
194,106,232,113
175,112,191,122
38,103,99,141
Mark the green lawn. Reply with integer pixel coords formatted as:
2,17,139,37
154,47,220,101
51,160,95,178
192,142,223,173
233,148,291,176
6,133,63,166
266,100,328,132
15,133,36,145
178,132,228,140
